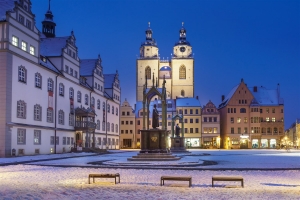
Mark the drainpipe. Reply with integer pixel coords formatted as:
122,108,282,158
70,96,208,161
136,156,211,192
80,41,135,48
54,74,59,154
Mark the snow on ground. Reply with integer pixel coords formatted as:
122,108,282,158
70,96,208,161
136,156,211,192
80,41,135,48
0,149,300,199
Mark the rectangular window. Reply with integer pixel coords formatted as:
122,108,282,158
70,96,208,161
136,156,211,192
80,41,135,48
12,36,18,46
137,120,140,125
30,46,35,55
56,136,59,145
244,127,248,133
213,128,217,133
34,130,41,145
168,122,171,126
74,71,78,78
231,117,234,123
190,109,193,114
185,128,188,133
244,117,247,123
203,128,208,133
238,127,241,134
195,128,199,133
266,117,270,122
19,14,24,24
65,65,69,73
47,108,53,123
26,19,31,29
130,121,133,125
272,108,275,113
17,129,26,144
266,108,269,113
70,68,73,76
204,117,207,122
209,117,212,122
237,117,241,123
71,137,74,145
190,128,193,133
63,137,66,145
184,109,187,114
228,108,230,113
231,127,234,134
190,119,193,123
184,119,188,123
214,117,217,122
50,136,54,145
196,118,199,123
21,41,27,51
195,109,198,114
272,117,276,122
67,137,70,145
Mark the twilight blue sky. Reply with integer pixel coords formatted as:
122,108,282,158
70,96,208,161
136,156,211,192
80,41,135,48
31,0,300,129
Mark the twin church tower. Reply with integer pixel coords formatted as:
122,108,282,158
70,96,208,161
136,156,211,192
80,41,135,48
136,23,194,101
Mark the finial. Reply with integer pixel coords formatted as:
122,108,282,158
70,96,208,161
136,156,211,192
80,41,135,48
148,22,150,28
48,0,51,10
182,22,184,27
98,54,100,59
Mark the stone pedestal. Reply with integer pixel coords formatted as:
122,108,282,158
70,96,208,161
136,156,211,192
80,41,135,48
140,129,168,153
170,137,189,153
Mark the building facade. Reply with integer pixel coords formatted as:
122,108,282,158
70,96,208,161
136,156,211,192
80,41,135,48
120,99,136,148
201,101,220,148
285,119,300,148
218,79,284,149
0,0,120,157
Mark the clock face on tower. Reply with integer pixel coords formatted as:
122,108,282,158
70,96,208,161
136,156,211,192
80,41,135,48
180,46,186,52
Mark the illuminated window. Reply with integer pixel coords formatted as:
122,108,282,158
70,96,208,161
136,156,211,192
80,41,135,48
21,41,27,51
237,117,241,123
12,36,18,46
179,65,186,79
244,117,247,123
145,67,151,79
266,117,270,122
30,46,35,55
34,130,41,145
272,117,276,122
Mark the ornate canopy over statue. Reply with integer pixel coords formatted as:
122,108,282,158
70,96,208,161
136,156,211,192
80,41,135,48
142,73,167,130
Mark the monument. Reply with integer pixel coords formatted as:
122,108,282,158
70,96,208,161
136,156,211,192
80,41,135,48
128,74,180,161
170,114,189,153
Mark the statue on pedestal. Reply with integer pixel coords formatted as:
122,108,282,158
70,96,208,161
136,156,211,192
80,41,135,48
152,104,159,129
175,124,180,137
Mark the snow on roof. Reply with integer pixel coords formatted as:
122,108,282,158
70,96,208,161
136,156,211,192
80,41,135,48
40,37,68,56
80,59,96,76
249,86,283,106
176,98,201,107
134,99,176,117
159,66,171,71
104,74,115,88
0,0,15,21
39,56,61,74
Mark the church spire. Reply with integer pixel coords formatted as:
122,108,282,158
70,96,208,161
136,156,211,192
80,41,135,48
42,0,56,38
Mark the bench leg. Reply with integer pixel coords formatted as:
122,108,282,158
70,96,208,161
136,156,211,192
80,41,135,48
88,177,90,184
93,177,95,183
242,180,244,188
212,180,214,187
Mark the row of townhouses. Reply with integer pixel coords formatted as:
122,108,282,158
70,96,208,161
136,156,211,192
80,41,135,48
0,0,120,157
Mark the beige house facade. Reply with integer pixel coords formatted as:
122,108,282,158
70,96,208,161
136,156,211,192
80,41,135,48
201,101,220,148
120,99,136,148
218,79,284,149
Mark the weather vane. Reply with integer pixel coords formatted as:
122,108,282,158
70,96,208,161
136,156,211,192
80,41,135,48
148,22,150,27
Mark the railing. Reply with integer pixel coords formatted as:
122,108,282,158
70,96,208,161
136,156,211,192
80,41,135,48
75,121,96,129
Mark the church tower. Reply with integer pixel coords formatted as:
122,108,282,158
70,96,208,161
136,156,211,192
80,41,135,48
42,0,56,37
136,23,160,101
171,23,194,98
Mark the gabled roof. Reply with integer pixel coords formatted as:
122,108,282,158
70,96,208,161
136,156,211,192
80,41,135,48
218,84,239,108
176,97,201,107
40,37,68,56
39,56,62,74
0,0,15,21
249,86,284,106
80,59,96,76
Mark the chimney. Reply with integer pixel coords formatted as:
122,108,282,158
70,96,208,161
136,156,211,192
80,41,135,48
241,78,244,83
221,95,225,101
253,86,257,92
196,96,199,100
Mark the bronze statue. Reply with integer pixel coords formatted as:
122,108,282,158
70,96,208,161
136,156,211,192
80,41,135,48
175,123,180,137
152,104,159,129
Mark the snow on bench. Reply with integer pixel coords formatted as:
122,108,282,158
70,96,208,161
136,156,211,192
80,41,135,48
88,173,120,184
212,176,244,187
161,176,192,187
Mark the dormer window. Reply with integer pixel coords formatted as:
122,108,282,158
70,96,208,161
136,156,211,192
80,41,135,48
19,14,24,24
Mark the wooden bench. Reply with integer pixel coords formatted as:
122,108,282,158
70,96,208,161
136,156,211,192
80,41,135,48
88,173,120,184
161,176,192,187
212,176,244,187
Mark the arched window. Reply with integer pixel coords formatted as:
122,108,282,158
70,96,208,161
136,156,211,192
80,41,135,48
111,123,114,132
97,120,100,130
103,102,105,111
59,83,64,96
17,100,26,119
35,73,42,88
107,104,110,113
181,90,185,97
77,91,81,102
145,66,151,79
179,65,186,79
48,78,53,91
115,124,118,133
116,108,118,116
18,66,27,83
85,94,88,105
69,88,74,99
47,108,53,123
97,100,100,109
102,121,105,131
34,104,42,121
240,108,246,113
58,110,64,125
112,106,114,114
